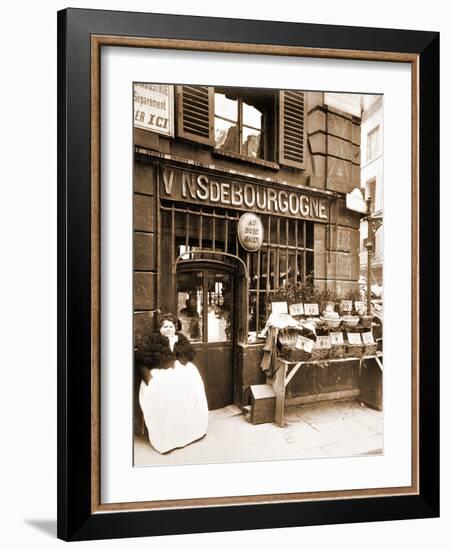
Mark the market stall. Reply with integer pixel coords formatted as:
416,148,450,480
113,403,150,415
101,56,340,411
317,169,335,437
253,298,383,426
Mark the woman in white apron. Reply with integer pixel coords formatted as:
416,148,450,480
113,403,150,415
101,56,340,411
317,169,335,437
136,314,208,454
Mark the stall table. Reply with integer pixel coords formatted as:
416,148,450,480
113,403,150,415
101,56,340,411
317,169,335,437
268,355,382,427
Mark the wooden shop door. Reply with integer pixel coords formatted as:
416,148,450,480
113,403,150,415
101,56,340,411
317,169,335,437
176,263,237,410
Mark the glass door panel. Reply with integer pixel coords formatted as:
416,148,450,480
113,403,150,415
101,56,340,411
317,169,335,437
176,271,203,342
206,271,233,343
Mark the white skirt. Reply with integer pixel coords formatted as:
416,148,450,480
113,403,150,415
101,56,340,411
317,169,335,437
139,361,208,454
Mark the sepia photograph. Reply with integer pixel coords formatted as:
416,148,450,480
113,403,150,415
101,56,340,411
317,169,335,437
132,83,384,466
54,6,440,541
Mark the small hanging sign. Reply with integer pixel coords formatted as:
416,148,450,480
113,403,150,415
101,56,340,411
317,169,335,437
295,335,314,353
304,303,319,316
316,336,332,349
271,301,288,314
354,301,366,314
361,331,375,344
340,300,353,313
330,332,344,345
289,303,304,316
347,332,362,345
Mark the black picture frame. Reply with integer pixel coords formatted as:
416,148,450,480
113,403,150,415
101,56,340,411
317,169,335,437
57,8,439,541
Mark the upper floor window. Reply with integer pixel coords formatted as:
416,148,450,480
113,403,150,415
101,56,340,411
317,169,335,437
214,92,264,159
366,125,379,161
176,85,306,169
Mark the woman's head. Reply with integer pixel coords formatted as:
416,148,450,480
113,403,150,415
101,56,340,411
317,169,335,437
159,313,178,337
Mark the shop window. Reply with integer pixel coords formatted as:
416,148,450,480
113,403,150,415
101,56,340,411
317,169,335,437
160,204,314,344
247,217,314,341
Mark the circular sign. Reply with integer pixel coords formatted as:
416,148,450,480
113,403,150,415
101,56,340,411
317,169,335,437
237,213,264,252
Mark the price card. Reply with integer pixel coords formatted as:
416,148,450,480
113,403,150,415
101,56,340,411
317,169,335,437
295,335,314,353
304,303,319,316
354,301,365,313
361,331,375,344
316,336,332,349
289,303,304,316
330,332,344,345
340,300,353,312
347,332,362,345
271,301,288,314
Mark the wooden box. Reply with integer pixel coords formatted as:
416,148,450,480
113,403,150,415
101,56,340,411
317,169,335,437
250,384,276,425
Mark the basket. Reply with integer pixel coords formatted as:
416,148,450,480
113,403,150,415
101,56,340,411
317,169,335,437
279,344,311,362
344,343,363,358
311,341,330,361
321,317,342,331
359,315,373,329
329,343,346,359
277,328,298,347
362,343,378,356
341,315,360,330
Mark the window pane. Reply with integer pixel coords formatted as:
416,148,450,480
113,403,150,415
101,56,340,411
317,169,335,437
215,117,239,153
243,102,262,129
215,93,238,121
242,127,262,158
206,272,232,342
177,272,203,342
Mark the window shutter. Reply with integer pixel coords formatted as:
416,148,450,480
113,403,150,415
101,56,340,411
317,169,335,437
176,85,214,145
279,90,306,169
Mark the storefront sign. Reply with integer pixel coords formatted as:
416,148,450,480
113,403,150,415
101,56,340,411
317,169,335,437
134,83,174,136
238,213,264,252
161,167,330,223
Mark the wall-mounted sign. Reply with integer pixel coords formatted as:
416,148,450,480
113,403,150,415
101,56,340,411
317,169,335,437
160,167,330,223
133,83,174,137
238,213,264,252
346,188,367,214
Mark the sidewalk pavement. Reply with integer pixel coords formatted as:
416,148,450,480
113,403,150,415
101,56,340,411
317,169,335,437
134,399,383,466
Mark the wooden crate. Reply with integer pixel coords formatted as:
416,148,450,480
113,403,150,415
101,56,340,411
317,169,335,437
250,384,276,425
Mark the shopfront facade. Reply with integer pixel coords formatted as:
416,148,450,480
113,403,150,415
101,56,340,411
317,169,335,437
134,85,362,410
